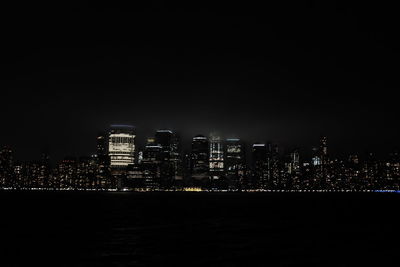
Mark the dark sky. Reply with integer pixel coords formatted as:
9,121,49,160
2,1,400,161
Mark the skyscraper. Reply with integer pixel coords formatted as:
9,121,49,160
155,130,173,161
97,133,108,156
209,134,224,179
191,135,209,183
76,156,97,189
312,147,321,166
125,137,163,191
142,137,162,164
56,157,77,189
108,125,136,169
141,137,162,187
154,129,183,188
170,133,183,182
96,133,111,188
284,149,300,189
288,149,300,174
37,152,51,188
225,138,245,189
252,143,267,188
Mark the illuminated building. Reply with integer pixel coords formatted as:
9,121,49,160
26,161,41,188
125,164,158,190
283,149,300,189
387,150,400,190
267,142,281,188
252,143,267,188
312,157,321,166
142,137,162,163
320,136,328,165
252,142,281,189
56,157,77,189
35,152,51,188
209,134,224,179
141,137,162,188
170,133,183,182
125,165,146,189
288,149,300,174
310,136,330,189
96,133,111,188
362,152,379,189
4,128,400,192
225,139,244,172
13,162,24,188
191,135,209,182
108,125,136,169
182,152,192,185
155,130,173,161
154,129,183,187
225,138,245,188
312,147,321,166
76,156,98,189
96,133,108,156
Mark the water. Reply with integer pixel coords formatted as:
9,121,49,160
0,192,398,266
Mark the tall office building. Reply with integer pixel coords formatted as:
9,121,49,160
96,133,110,188
56,157,77,189
37,152,50,188
283,149,300,189
155,130,173,161
170,133,183,181
252,143,267,188
209,134,224,179
13,161,25,189
122,137,161,190
142,137,162,164
97,133,108,156
108,125,136,169
225,138,245,188
155,129,183,187
312,136,329,189
191,135,209,181
76,156,97,189
267,143,281,189
312,147,321,166
288,149,300,174
253,142,282,189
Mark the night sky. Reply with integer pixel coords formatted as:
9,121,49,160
2,2,399,161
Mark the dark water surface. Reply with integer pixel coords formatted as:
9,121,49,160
0,192,399,266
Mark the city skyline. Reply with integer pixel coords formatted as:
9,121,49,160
2,3,399,266
1,2,400,189
1,123,399,163
2,125,400,192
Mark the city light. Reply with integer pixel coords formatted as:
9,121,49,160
1,133,400,192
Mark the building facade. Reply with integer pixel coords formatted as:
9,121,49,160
108,125,136,169
209,134,224,179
